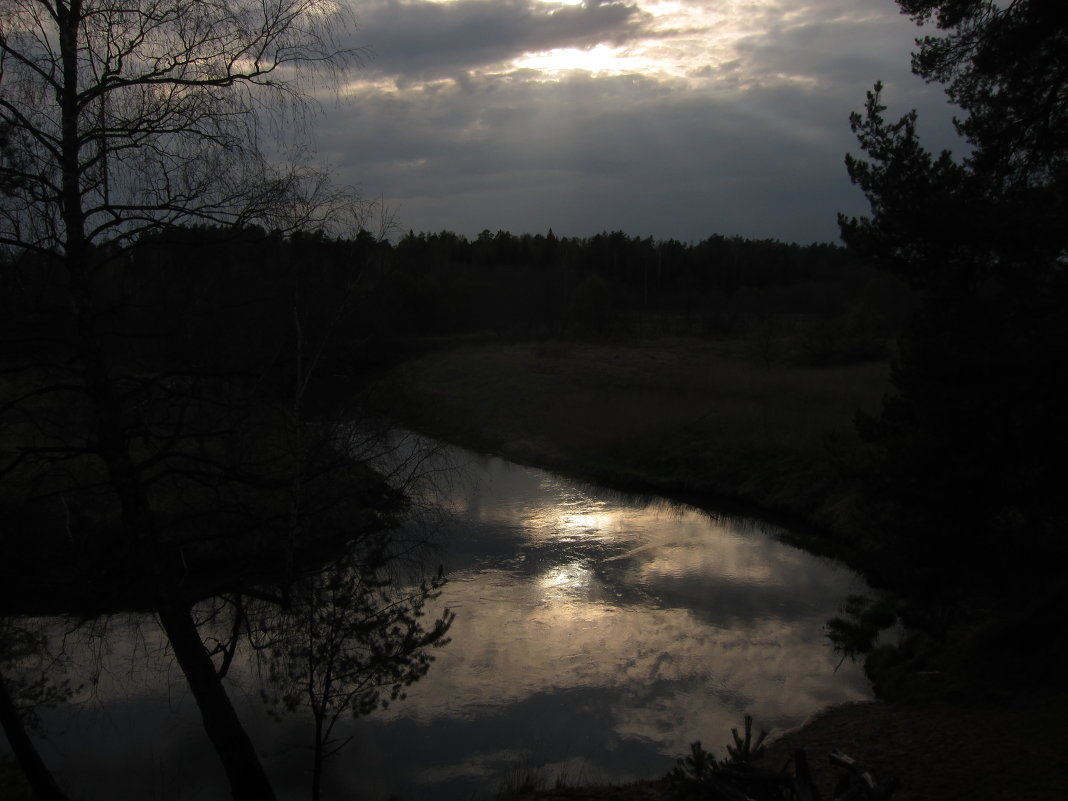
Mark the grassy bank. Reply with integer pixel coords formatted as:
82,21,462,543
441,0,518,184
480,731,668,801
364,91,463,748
363,337,890,565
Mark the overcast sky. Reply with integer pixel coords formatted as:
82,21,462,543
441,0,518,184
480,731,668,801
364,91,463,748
319,0,960,244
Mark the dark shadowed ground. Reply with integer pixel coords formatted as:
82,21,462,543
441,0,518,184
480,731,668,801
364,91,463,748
501,692,1068,801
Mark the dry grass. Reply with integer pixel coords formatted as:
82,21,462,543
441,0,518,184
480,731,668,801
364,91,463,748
365,337,890,539
753,692,1068,801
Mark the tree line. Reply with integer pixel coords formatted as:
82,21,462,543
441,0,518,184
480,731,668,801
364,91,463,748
389,228,907,345
2,223,911,379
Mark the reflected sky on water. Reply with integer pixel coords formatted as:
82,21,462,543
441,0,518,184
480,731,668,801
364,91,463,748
13,442,870,800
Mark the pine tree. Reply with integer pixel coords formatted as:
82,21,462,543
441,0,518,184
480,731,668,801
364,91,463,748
839,1,1068,593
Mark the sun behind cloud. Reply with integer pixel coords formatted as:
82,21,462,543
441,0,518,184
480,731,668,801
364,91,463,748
514,42,653,76
508,0,790,84
327,0,946,243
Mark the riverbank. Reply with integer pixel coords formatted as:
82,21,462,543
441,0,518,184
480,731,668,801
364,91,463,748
364,337,1068,801
362,337,890,570
498,690,1068,801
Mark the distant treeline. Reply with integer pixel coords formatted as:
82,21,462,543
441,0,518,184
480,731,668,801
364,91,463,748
1,225,913,377
387,229,911,349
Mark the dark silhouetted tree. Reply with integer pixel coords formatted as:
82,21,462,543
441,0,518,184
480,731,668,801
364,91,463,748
840,0,1068,592
0,1,382,798
258,551,452,801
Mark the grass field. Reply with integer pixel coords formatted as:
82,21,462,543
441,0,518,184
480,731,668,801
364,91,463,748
364,337,892,560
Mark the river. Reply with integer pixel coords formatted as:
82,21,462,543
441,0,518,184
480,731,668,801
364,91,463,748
10,434,870,800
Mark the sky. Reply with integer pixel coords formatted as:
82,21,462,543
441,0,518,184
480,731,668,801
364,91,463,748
318,0,961,245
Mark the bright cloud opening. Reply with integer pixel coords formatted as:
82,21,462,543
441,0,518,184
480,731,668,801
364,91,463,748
515,44,647,76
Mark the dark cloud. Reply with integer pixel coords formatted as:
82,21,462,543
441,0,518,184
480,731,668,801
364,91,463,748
352,0,652,83
326,79,832,241
317,0,966,243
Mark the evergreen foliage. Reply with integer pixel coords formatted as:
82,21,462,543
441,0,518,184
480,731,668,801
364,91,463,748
839,0,1068,593
0,223,897,361
726,714,770,766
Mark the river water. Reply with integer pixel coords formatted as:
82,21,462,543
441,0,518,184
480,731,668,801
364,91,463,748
14,436,870,800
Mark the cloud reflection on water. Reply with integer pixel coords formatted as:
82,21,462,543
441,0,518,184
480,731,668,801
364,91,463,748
362,450,870,794
18,444,871,801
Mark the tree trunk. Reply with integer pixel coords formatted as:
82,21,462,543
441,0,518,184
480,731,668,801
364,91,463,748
156,603,278,801
56,0,154,545
0,670,71,801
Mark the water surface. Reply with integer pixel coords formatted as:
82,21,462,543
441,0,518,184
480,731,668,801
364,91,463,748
12,440,870,799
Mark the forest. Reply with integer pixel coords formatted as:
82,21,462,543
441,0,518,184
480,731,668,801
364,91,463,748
0,224,911,376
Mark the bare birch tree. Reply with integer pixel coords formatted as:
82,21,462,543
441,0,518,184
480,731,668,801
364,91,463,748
0,2,370,799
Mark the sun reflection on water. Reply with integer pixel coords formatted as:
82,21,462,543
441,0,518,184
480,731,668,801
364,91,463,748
26,441,872,801
393,452,871,754
538,560,596,605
